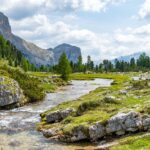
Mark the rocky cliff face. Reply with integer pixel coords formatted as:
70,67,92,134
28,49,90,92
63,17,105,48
0,12,82,66
51,43,82,64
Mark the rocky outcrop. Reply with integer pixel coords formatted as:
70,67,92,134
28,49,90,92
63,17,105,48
106,112,143,135
41,109,150,143
0,76,27,108
46,108,75,123
0,12,82,66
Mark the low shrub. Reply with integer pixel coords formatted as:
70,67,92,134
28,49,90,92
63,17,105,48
77,100,102,115
132,80,149,89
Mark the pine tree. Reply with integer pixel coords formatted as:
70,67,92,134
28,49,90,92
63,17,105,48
77,55,83,72
57,53,72,81
21,58,28,72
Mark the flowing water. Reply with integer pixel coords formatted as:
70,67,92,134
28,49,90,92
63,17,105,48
0,79,112,150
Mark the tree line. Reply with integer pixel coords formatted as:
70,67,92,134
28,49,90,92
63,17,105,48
64,52,150,73
54,52,150,81
1,34,150,81
0,35,37,71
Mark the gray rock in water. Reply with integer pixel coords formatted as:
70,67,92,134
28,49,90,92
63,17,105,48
0,76,26,107
46,108,74,123
0,12,82,66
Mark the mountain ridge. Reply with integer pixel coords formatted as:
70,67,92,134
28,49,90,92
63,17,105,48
0,12,81,66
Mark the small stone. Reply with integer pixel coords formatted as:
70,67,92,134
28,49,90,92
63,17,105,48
46,108,74,123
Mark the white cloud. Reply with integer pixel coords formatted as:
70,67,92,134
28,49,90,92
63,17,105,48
114,24,150,55
0,0,44,19
10,14,106,61
10,14,150,62
138,0,150,19
0,0,126,20
1,0,149,62
44,0,126,12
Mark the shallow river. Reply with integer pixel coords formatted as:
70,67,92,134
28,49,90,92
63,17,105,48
0,79,112,150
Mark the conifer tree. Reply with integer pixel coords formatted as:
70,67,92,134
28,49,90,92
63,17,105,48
57,53,72,81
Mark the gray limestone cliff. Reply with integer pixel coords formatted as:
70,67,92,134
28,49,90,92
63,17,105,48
0,12,82,66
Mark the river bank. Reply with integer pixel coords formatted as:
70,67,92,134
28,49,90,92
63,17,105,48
38,73,150,149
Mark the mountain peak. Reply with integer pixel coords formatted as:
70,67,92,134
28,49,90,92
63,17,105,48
52,43,81,64
0,12,11,35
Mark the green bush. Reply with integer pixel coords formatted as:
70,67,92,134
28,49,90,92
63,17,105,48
77,100,101,115
0,65,44,102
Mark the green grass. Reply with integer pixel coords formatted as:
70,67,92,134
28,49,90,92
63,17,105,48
70,73,129,82
38,72,150,142
111,133,150,150
28,71,54,77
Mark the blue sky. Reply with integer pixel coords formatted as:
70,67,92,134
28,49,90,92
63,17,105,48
0,0,150,61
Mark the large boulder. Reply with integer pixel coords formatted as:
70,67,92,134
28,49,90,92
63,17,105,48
46,108,74,123
0,76,26,108
106,111,142,135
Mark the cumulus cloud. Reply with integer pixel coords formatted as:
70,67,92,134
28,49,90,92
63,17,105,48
0,0,126,19
138,0,150,19
0,0,149,62
10,14,150,62
0,0,44,19
10,14,106,61
114,25,150,55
